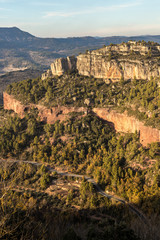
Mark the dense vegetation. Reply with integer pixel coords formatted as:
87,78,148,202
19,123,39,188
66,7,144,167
1,67,160,239
0,69,43,104
102,40,160,63
0,161,142,240
0,105,160,239
6,72,160,128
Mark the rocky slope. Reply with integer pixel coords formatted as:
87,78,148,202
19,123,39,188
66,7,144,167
3,92,160,146
45,41,160,81
42,56,77,79
3,92,87,122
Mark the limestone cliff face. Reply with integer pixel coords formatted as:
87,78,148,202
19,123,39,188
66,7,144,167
50,56,77,76
3,92,26,118
3,92,86,124
3,92,160,146
76,54,123,80
93,108,160,146
42,41,160,81
77,53,160,81
41,69,52,80
99,42,160,56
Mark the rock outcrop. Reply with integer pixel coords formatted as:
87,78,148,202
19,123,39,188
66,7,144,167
3,92,87,124
41,69,52,80
3,92,160,146
50,56,77,76
99,41,160,56
93,108,160,146
42,41,160,81
3,92,26,118
77,54,160,81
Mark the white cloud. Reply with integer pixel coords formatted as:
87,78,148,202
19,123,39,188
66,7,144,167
43,9,93,18
43,1,143,18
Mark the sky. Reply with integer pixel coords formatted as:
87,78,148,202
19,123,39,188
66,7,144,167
0,0,160,38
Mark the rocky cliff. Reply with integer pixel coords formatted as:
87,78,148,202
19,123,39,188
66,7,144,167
3,92,26,118
45,41,160,81
3,92,160,146
77,54,160,81
93,108,160,146
3,92,87,124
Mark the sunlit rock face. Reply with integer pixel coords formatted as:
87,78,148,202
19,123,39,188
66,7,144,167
44,41,160,81
3,92,160,146
76,53,160,81
4,42,160,146
50,56,77,76
93,108,160,146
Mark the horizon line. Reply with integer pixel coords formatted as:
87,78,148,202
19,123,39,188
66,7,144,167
0,26,160,39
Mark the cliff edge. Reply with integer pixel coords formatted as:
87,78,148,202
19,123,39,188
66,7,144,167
3,92,160,146
42,41,160,81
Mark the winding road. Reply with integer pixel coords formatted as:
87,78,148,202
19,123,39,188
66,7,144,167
0,158,148,225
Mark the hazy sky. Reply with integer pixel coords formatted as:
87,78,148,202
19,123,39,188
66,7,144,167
0,0,160,38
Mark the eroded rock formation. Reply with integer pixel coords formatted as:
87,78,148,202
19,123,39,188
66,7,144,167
93,108,160,146
77,54,160,81
3,92,26,118
44,41,160,81
50,56,77,76
3,92,87,124
3,92,160,146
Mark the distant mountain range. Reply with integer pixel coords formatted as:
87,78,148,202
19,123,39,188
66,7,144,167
1,27,160,75
1,27,160,50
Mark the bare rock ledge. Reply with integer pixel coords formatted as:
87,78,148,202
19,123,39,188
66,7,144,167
3,92,160,146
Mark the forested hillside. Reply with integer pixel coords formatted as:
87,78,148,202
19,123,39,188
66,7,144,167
0,67,160,239
0,107,160,239
0,69,43,104
6,72,160,129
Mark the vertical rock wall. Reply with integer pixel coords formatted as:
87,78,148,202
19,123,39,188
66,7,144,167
93,108,160,146
44,41,160,81
50,56,77,76
47,52,160,81
76,53,160,80
3,92,160,146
